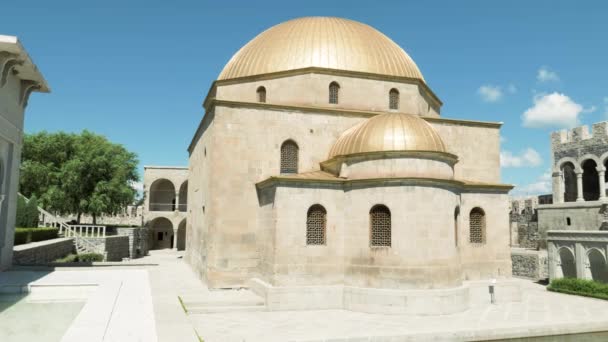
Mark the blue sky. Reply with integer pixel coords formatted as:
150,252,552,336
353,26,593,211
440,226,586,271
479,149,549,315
3,0,608,196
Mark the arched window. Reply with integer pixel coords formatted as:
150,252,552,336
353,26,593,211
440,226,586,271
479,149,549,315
389,88,399,110
561,162,577,202
582,159,599,201
370,205,391,247
454,206,460,247
257,86,266,103
329,82,340,104
280,140,299,174
469,207,485,244
306,204,327,245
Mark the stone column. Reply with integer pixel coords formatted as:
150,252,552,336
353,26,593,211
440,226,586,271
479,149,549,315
552,171,564,203
598,167,607,202
575,242,585,279
174,191,179,212
576,171,584,202
172,229,178,250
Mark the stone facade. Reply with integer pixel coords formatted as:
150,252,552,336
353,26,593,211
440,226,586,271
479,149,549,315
143,166,188,250
81,235,130,261
12,237,74,265
548,230,608,283
116,227,150,259
511,248,548,280
0,36,49,270
185,16,513,301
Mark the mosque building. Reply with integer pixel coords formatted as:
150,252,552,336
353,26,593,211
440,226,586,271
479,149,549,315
184,17,515,313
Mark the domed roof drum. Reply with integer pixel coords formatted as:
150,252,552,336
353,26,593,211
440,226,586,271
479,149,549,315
218,17,425,81
328,113,447,159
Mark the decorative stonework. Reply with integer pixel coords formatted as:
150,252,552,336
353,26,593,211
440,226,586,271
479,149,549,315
19,80,41,107
0,51,23,88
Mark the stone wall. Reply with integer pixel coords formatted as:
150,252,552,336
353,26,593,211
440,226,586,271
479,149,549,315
82,235,130,261
12,238,75,265
116,227,150,258
510,248,548,280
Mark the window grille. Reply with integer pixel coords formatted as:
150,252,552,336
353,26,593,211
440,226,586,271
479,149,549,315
329,82,340,104
370,205,391,247
280,140,298,174
389,89,399,110
257,86,266,103
306,205,326,245
469,207,485,244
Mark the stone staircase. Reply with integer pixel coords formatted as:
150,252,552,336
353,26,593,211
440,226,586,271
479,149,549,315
180,290,266,314
19,193,108,260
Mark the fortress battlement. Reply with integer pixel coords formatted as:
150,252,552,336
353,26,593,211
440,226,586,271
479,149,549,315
551,122,608,148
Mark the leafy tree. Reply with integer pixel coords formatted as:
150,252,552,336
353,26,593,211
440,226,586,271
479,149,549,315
15,195,27,227
15,195,40,228
26,195,40,228
20,130,139,223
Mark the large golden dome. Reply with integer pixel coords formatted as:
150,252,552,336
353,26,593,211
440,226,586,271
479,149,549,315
218,17,424,81
328,113,446,159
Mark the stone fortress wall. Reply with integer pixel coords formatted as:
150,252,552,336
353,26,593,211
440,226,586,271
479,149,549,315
512,121,608,284
55,205,143,227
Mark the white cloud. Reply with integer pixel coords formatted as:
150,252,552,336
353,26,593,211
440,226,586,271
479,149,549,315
478,85,503,102
130,181,144,192
511,170,552,196
500,148,542,168
522,92,584,128
537,66,559,82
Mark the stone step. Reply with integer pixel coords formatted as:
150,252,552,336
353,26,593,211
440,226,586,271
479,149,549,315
186,304,266,314
180,290,266,314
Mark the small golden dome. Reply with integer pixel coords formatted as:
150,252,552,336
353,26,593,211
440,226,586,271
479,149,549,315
328,113,447,158
218,17,424,81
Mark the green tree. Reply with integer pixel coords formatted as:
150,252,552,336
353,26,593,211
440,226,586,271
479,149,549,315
20,130,139,223
15,195,27,227
15,195,39,228
26,195,40,228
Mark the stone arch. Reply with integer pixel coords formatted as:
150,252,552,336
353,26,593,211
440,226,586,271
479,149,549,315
389,88,399,110
555,157,582,173
578,154,601,167
560,162,578,202
329,81,340,104
280,140,299,174
581,159,599,201
149,217,174,250
177,218,186,251
149,179,176,211
370,204,391,247
256,86,266,103
587,248,608,283
557,247,577,279
178,181,188,212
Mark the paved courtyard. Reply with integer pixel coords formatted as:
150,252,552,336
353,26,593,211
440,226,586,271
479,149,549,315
3,250,608,341
139,250,608,342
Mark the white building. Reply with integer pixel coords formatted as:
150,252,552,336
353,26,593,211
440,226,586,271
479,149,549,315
0,35,49,270
143,166,188,250
184,17,515,313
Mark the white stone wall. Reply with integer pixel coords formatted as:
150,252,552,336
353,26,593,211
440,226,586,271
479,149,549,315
216,73,440,117
0,64,26,270
430,122,501,184
343,156,454,180
459,192,512,279
187,74,508,289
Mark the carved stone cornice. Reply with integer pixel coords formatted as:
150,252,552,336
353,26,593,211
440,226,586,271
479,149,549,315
19,80,41,108
0,51,23,88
